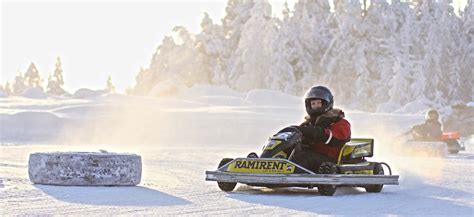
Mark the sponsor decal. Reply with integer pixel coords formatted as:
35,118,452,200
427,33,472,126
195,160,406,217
263,140,282,150
354,144,371,155
344,170,373,175
228,159,296,174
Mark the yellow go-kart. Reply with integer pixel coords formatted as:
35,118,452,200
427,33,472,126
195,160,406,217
206,127,399,196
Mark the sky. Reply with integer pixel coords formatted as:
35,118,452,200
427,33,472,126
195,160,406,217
0,0,468,93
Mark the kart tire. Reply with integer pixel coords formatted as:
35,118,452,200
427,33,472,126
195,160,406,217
217,158,237,192
28,152,142,186
365,163,384,193
449,149,459,154
446,140,460,154
317,162,337,196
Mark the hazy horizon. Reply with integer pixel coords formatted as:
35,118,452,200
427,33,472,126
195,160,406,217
1,0,298,92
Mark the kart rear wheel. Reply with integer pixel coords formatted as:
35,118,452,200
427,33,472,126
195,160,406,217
449,149,459,154
317,162,337,196
217,158,237,192
365,163,384,193
446,140,460,154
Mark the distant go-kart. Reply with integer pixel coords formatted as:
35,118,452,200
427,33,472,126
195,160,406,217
205,127,399,196
402,131,466,156
440,131,465,154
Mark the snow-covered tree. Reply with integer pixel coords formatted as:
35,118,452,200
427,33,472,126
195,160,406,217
364,0,398,108
321,0,364,106
196,12,227,85
133,67,152,95
4,82,12,96
291,0,333,95
461,0,474,102
24,62,42,88
105,75,116,94
222,0,255,50
418,1,444,103
129,0,473,111
229,0,276,91
47,57,66,95
436,1,465,104
388,0,417,106
12,72,27,95
264,1,297,93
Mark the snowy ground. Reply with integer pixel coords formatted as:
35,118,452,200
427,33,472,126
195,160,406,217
1,85,473,215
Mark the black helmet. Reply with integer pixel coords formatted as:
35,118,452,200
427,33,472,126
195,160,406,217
304,86,334,117
425,109,439,121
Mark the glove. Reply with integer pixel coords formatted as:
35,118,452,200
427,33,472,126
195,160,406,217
299,125,325,142
315,116,338,128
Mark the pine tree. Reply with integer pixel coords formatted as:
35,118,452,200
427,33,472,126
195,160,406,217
133,67,152,95
321,0,363,106
292,0,332,95
4,82,12,96
24,62,42,88
388,0,416,106
47,57,66,95
105,75,116,94
53,57,65,88
196,12,227,85
438,1,464,104
364,0,398,108
461,0,474,102
12,72,27,95
230,0,275,91
221,0,256,87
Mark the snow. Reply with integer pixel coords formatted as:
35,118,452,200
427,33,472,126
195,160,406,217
0,90,7,98
72,88,104,99
21,87,48,99
0,87,473,215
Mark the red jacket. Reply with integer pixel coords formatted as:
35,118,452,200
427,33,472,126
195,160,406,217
300,109,351,160
311,118,351,159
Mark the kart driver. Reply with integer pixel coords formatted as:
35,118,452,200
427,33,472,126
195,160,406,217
411,109,443,141
290,86,351,173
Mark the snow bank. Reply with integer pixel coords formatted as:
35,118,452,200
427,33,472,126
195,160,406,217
0,87,440,146
73,88,104,99
0,111,63,142
148,79,186,97
21,87,48,99
376,101,401,113
245,89,301,106
184,84,245,98
0,90,7,98
51,104,117,118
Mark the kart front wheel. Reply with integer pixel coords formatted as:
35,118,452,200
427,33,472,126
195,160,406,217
317,162,337,196
217,158,237,192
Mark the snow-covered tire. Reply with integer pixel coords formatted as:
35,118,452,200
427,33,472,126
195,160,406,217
365,163,384,193
28,152,142,186
217,158,236,192
317,162,337,196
